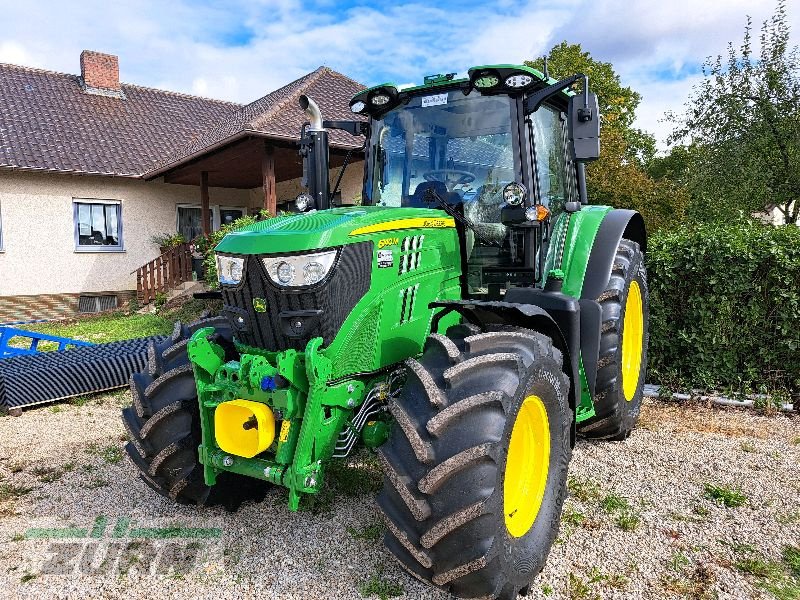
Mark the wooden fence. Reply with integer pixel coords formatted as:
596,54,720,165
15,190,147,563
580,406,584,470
133,243,193,305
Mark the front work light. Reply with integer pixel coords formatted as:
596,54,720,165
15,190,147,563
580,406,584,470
503,182,528,206
264,250,337,287
474,74,500,89
505,74,534,88
371,94,390,106
216,255,245,286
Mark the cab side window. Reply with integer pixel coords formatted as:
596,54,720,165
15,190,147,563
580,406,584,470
530,106,572,212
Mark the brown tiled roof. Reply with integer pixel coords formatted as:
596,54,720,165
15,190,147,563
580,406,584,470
147,66,366,178
0,62,241,177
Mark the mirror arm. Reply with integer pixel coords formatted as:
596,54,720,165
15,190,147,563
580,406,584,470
322,120,369,137
523,73,586,115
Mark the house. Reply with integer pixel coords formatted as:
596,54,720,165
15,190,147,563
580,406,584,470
0,51,364,322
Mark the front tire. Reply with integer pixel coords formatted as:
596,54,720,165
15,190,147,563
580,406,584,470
378,327,572,599
122,317,267,509
578,238,649,440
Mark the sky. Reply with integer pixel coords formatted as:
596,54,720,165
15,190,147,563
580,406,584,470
1,0,797,151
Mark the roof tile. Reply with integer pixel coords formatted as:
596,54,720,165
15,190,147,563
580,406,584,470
0,62,241,176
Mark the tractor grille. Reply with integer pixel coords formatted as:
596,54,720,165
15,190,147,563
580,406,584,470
220,242,372,352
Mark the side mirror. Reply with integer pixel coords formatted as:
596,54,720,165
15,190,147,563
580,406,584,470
568,91,600,162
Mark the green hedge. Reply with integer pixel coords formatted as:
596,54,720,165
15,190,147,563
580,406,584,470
647,221,800,394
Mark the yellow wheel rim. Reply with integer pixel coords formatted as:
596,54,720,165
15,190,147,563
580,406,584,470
503,395,550,538
621,280,644,401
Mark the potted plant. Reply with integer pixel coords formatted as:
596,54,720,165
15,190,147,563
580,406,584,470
150,232,186,254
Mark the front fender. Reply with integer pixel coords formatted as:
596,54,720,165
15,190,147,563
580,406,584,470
543,206,647,409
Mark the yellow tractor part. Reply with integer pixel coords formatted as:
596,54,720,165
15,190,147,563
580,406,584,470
214,400,275,458
503,394,550,538
621,280,644,401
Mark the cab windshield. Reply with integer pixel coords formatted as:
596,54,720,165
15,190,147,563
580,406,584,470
364,90,518,208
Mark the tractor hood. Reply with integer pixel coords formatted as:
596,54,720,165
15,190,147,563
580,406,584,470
215,206,453,255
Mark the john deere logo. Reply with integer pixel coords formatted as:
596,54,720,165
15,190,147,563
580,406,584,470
253,298,267,313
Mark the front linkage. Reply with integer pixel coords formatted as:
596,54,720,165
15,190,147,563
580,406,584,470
187,328,391,510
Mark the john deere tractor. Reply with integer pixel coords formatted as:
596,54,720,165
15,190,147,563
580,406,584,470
123,64,648,599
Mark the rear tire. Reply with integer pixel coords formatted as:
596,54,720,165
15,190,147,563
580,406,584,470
122,317,268,509
378,326,572,599
578,238,649,440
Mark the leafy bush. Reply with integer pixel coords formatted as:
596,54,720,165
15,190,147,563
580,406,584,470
149,232,185,249
647,221,800,394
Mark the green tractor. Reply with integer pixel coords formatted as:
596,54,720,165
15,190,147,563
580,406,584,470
123,64,648,599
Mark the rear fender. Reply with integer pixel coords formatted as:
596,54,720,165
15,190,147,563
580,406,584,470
547,207,646,405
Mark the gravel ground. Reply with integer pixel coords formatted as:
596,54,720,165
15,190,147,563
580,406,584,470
0,392,797,600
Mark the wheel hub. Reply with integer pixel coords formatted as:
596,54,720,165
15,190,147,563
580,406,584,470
503,394,550,538
621,280,644,401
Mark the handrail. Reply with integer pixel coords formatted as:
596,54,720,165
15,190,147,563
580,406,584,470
133,243,193,305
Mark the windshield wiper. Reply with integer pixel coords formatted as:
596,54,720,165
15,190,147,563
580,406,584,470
422,188,501,248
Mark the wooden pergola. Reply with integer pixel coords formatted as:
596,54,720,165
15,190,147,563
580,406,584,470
149,134,354,235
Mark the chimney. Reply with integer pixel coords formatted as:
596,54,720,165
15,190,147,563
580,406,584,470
80,50,120,91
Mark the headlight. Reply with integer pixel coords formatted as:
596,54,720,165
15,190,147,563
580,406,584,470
216,255,244,286
350,100,366,114
503,182,528,206
295,193,313,212
371,94,390,106
264,250,337,287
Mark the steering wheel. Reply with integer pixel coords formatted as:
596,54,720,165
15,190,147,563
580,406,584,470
423,169,475,191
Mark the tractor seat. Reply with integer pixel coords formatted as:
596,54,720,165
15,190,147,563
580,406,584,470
404,181,461,208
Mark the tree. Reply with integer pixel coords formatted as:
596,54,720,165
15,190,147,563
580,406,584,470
668,1,800,224
527,43,687,231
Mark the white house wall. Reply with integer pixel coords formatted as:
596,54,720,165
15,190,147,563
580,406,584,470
0,161,366,299
0,170,251,297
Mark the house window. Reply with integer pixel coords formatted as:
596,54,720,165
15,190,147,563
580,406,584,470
177,206,207,242
220,207,244,227
74,199,123,251
177,205,245,242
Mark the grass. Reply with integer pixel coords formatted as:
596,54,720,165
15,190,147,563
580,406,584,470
567,573,599,600
0,482,33,502
562,506,586,527
780,510,800,525
616,511,641,531
301,449,382,514
600,493,630,513
20,573,36,583
735,557,783,578
358,568,404,600
14,299,218,349
726,542,800,598
783,546,800,578
703,483,747,508
598,493,641,531
740,440,757,452
567,476,602,502
347,521,383,541
85,443,124,464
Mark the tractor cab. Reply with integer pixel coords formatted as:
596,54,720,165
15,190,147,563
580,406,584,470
332,65,598,300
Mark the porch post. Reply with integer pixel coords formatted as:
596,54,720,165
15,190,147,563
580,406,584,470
262,142,277,217
200,170,211,236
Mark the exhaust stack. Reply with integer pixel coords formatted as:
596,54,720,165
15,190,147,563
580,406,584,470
298,95,330,210
299,94,324,131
